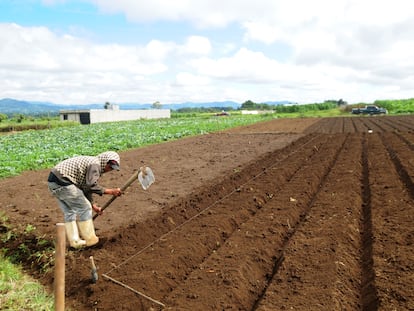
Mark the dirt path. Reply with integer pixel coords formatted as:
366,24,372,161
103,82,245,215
1,116,413,310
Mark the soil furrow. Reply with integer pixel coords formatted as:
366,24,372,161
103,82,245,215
92,134,341,310
391,131,414,152
380,117,413,132
353,118,371,132
350,118,359,133
361,118,386,133
367,133,414,310
381,133,414,199
94,134,324,266
2,116,414,311
159,134,347,310
255,134,364,310
389,115,414,130
78,134,327,309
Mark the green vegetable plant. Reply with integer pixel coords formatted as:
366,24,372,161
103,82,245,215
0,114,275,179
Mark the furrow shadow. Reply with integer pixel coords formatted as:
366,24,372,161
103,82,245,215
361,135,379,310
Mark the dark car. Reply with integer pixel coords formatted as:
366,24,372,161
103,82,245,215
351,105,387,115
215,111,230,116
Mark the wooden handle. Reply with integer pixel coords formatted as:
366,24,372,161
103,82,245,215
90,256,98,283
89,256,96,269
93,170,140,220
119,170,140,192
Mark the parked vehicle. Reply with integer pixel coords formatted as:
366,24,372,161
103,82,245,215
215,111,230,116
351,105,387,115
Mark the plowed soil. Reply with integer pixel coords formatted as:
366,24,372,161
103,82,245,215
1,116,414,310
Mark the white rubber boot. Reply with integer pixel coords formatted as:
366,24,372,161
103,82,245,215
64,221,86,249
77,219,99,247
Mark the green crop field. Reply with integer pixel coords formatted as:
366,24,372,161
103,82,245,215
0,114,275,179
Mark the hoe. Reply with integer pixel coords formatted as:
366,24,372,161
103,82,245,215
92,166,155,220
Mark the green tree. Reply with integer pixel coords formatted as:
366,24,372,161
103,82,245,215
104,102,111,109
13,114,25,123
152,101,162,109
0,113,7,122
337,99,347,106
241,100,256,110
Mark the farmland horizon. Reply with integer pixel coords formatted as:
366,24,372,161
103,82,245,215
0,97,293,116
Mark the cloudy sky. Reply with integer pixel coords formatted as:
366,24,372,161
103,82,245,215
1,0,413,105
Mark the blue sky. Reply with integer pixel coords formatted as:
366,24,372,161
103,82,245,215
1,0,414,105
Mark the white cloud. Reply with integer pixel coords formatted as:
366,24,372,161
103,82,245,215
174,72,210,86
90,0,278,27
88,0,414,94
181,36,211,55
0,23,168,74
0,23,172,103
2,0,414,104
242,22,284,45
191,48,282,82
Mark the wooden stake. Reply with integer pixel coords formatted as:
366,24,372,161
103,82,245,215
54,223,66,311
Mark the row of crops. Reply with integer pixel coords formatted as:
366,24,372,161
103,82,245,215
0,114,274,179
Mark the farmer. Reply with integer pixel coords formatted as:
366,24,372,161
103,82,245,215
47,151,122,248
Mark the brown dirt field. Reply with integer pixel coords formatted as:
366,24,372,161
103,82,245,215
1,116,414,310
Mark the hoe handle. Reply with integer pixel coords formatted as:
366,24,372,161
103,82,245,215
93,170,140,220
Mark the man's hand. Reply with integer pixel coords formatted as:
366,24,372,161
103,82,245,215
92,204,103,215
105,188,122,196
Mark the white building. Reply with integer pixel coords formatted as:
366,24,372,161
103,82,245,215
60,108,171,124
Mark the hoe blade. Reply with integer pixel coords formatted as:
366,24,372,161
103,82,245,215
138,167,155,190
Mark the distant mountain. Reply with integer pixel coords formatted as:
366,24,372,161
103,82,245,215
158,101,241,110
264,101,292,106
0,98,291,116
0,98,61,115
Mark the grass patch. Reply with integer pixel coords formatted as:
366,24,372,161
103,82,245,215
0,117,78,133
0,211,56,310
0,253,54,310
